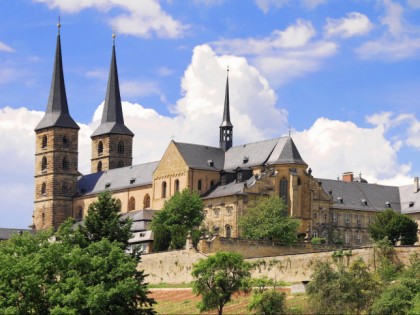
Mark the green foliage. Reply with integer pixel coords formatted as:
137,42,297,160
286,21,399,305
248,289,287,315
192,251,251,315
0,231,155,314
369,209,418,245
311,237,326,245
79,191,133,247
151,189,204,251
239,196,301,244
307,258,377,314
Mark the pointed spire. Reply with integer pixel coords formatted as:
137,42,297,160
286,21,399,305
220,67,232,128
91,35,133,137
35,23,79,131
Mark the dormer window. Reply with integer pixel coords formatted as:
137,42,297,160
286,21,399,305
385,201,391,208
243,156,249,163
337,197,343,203
207,159,214,167
409,201,415,207
361,199,367,206
105,182,111,189
130,178,136,184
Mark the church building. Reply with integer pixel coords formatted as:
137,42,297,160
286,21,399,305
33,28,420,250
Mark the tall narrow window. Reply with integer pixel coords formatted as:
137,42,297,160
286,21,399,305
174,179,180,193
118,141,124,154
62,135,69,148
41,182,46,196
77,206,83,221
41,156,47,171
62,156,69,171
62,181,68,195
42,135,47,149
98,141,103,155
280,179,288,204
118,160,124,168
162,181,167,198
198,179,202,191
129,197,136,211
226,225,232,238
143,194,150,209
97,161,102,172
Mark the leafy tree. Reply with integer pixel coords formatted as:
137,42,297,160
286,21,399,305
192,251,251,315
369,208,418,245
0,230,155,314
239,196,300,244
79,191,133,247
307,258,377,314
248,289,287,315
151,189,204,251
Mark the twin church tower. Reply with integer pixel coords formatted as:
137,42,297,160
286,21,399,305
33,27,233,230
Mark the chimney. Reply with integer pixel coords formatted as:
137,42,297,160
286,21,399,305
342,172,354,183
415,177,419,193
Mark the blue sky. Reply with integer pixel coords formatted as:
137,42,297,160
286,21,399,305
1,0,420,228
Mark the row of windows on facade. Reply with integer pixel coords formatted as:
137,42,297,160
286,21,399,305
160,179,213,198
96,160,125,172
41,135,72,149
41,156,72,172
313,212,374,226
96,140,125,156
204,206,233,218
312,229,364,244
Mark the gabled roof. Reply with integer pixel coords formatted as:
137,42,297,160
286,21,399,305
35,33,79,131
202,178,250,199
267,136,306,166
399,184,420,214
91,43,133,137
317,178,401,212
76,161,158,196
174,142,225,171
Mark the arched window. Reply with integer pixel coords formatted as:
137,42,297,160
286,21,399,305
62,156,69,171
76,206,83,221
174,179,180,193
62,181,68,194
280,178,288,204
98,141,103,155
162,181,167,198
41,182,46,196
42,135,47,149
42,211,45,225
143,194,151,209
41,156,47,171
129,197,136,211
97,161,102,172
226,225,232,238
118,160,124,168
62,135,69,148
198,179,202,191
118,141,124,154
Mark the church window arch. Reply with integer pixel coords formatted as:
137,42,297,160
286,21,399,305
280,178,288,205
41,156,47,171
97,161,102,172
129,196,136,211
198,179,202,191
62,135,69,148
174,179,180,193
118,140,124,154
225,225,232,238
118,160,124,168
42,135,47,149
62,156,69,171
143,194,151,209
76,206,83,221
41,182,46,196
98,141,103,155
162,181,167,198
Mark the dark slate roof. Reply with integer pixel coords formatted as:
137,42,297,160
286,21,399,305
224,138,278,171
220,74,233,128
267,136,306,166
317,178,401,212
35,34,79,131
0,228,33,240
174,142,225,171
91,44,133,137
76,161,158,196
202,176,257,199
399,184,420,214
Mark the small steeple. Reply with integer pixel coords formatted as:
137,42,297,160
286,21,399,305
91,34,133,137
219,67,233,151
35,21,79,131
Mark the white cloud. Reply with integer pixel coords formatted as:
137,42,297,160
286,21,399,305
0,41,14,52
254,0,326,13
157,67,175,77
407,0,420,9
301,0,327,10
120,80,161,98
324,12,374,38
356,0,420,60
34,0,188,38
85,68,107,79
212,19,337,85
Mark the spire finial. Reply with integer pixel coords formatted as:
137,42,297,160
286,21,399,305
112,27,116,45
289,124,291,136
57,16,61,34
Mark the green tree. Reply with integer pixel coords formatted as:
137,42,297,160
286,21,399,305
151,189,204,251
369,208,418,245
79,191,133,247
0,230,155,314
192,251,251,315
248,289,287,315
239,196,300,244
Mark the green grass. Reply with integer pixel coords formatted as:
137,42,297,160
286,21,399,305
147,282,193,289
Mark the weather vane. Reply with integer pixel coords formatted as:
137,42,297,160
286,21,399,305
57,16,61,34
